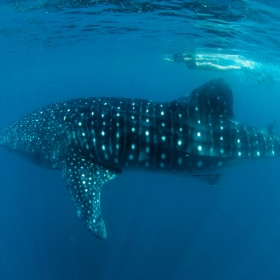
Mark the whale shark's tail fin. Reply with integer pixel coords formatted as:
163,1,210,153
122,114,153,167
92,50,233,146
62,154,121,239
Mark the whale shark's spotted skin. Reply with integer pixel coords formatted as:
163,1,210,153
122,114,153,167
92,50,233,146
1,78,280,239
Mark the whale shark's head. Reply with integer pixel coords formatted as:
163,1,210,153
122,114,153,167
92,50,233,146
0,104,70,169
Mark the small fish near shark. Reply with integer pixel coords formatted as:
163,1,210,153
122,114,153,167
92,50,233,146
0,78,279,239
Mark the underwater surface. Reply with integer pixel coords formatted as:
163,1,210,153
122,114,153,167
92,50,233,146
0,0,280,279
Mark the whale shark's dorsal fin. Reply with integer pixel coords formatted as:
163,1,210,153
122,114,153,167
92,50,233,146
62,154,121,239
267,121,277,135
177,78,235,120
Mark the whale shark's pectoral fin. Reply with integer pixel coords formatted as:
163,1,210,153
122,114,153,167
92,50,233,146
62,155,121,239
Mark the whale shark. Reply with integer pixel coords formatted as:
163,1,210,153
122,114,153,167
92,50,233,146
0,78,279,239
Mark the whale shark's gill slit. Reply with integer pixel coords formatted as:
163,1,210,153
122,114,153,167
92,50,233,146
62,155,121,239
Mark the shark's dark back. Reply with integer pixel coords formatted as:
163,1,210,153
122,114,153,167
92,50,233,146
1,78,280,239
61,97,191,172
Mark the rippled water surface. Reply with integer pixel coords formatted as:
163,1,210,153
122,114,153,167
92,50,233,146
1,1,280,280
1,0,280,58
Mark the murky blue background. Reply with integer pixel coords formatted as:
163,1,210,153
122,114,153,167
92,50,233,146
1,1,280,279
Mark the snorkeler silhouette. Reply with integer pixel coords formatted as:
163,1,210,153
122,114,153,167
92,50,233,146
165,53,278,86
172,53,241,72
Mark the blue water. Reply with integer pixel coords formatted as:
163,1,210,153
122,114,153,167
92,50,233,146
1,0,280,279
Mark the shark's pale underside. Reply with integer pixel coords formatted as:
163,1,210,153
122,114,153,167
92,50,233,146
0,78,279,239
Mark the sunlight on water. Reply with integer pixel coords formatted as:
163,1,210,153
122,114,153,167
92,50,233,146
1,1,280,280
